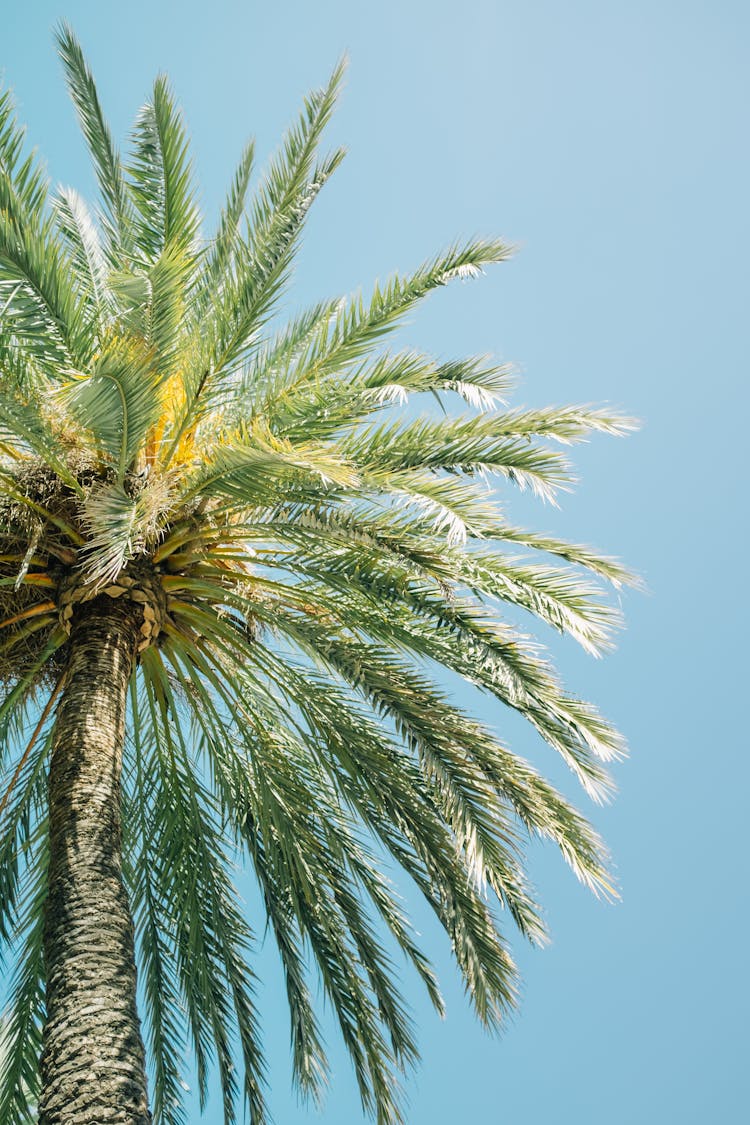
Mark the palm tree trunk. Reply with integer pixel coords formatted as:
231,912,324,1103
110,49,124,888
39,595,151,1125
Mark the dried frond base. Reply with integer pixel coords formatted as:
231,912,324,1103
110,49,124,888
0,455,95,686
0,457,185,687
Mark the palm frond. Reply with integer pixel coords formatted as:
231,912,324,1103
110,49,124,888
75,478,168,588
128,76,199,261
52,187,110,330
137,652,267,1124
492,524,641,588
265,238,513,395
0,89,47,222
0,827,46,1124
168,60,347,454
55,23,134,256
183,423,359,506
258,351,515,441
0,395,81,489
0,208,91,371
61,337,166,478
348,418,575,502
160,597,530,1006
0,717,53,948
198,139,255,301
124,681,188,1125
159,633,416,1121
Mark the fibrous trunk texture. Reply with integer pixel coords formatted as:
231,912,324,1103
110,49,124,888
39,597,151,1124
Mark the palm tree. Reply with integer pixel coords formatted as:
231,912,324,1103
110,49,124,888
0,24,637,1125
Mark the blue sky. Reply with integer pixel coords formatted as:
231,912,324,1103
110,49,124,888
3,1,748,1122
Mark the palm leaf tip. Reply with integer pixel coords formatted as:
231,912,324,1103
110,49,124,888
54,22,132,251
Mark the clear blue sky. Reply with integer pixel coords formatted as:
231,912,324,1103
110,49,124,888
3,2,748,1122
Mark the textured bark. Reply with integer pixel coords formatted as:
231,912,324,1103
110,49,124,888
39,596,151,1125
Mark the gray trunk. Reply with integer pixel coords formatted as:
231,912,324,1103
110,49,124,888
39,596,151,1124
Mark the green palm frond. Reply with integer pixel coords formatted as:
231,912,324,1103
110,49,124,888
169,60,347,455
185,424,360,507
52,187,110,330
0,211,90,372
76,477,169,588
61,336,166,477
251,239,514,423
0,394,81,489
124,687,188,1125
492,523,640,588
258,351,515,441
0,88,87,373
0,827,46,1124
55,22,134,256
0,90,47,223
137,652,267,1123
349,420,575,502
248,510,623,655
199,139,255,298
129,76,199,261
106,245,190,382
0,717,51,948
159,636,427,1121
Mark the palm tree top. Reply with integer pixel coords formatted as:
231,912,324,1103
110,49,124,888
0,23,638,1124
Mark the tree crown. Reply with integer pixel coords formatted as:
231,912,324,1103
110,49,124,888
0,25,637,1124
